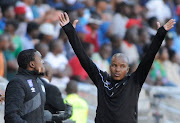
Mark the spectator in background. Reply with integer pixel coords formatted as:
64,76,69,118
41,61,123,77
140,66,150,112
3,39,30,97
4,20,23,58
111,2,130,38
47,0,64,10
65,80,88,123
92,43,112,73
129,3,143,19
34,0,51,18
75,2,88,26
39,23,55,45
15,6,28,37
35,43,49,59
16,0,43,22
21,21,39,50
69,42,94,83
3,34,18,81
165,32,175,55
0,7,6,34
147,17,159,39
164,50,180,86
59,28,75,60
82,0,95,22
0,6,16,34
94,0,109,17
110,35,122,56
137,27,150,59
98,16,111,47
1,6,15,21
75,24,89,41
44,40,72,83
172,21,180,59
121,26,139,65
16,0,34,21
85,12,102,52
145,0,171,23
0,33,10,77
150,47,176,86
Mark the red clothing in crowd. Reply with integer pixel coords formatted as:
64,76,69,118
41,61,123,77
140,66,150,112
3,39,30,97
85,25,99,52
69,56,88,81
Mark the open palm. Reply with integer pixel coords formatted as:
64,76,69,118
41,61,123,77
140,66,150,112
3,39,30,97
157,19,176,31
59,12,78,28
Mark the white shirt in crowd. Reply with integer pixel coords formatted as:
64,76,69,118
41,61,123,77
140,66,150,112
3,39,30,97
44,52,68,71
146,0,171,23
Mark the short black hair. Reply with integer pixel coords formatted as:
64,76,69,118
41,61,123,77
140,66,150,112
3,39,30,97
159,47,166,56
27,21,39,34
82,42,91,51
49,40,59,51
66,80,78,94
168,49,176,61
110,35,121,43
115,2,127,13
17,49,37,69
35,43,48,51
6,19,19,30
148,17,157,27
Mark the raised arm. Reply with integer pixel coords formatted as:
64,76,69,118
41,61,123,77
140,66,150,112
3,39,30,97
133,19,176,89
59,12,101,86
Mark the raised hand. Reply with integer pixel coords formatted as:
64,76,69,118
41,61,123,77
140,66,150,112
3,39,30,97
73,20,78,28
59,12,70,27
157,19,176,31
59,12,78,28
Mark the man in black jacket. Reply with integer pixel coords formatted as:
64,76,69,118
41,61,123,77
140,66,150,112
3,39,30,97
59,12,176,123
5,49,46,123
41,62,72,123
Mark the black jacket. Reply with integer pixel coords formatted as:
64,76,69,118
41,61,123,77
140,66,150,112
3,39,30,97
40,78,65,113
41,78,65,123
5,68,46,123
63,23,167,123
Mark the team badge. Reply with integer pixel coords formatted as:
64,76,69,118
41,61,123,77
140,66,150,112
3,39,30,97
27,79,33,87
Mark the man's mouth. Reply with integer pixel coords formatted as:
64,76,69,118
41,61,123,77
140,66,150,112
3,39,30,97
114,73,120,77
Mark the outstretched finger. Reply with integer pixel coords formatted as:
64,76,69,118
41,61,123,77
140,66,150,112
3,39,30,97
168,19,175,25
73,20,79,28
59,15,64,26
64,12,69,22
60,12,66,23
59,13,64,22
59,21,63,27
157,22,161,29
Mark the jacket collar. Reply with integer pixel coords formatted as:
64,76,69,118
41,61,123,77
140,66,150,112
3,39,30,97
17,67,39,79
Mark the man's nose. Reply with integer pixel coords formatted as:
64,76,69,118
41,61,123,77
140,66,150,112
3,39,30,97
116,66,121,72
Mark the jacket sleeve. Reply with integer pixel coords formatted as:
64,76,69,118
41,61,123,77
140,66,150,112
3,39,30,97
133,27,167,89
63,23,101,86
46,84,65,112
5,79,27,123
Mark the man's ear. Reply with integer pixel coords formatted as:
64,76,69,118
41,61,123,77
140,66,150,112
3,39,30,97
29,61,35,68
127,67,129,74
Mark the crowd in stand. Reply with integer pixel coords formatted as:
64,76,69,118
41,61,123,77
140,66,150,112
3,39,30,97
0,0,180,122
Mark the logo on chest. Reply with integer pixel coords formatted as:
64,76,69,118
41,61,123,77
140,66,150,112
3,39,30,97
27,79,36,93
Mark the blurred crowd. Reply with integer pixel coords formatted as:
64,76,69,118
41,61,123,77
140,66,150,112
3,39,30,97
0,0,180,86
0,0,180,121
